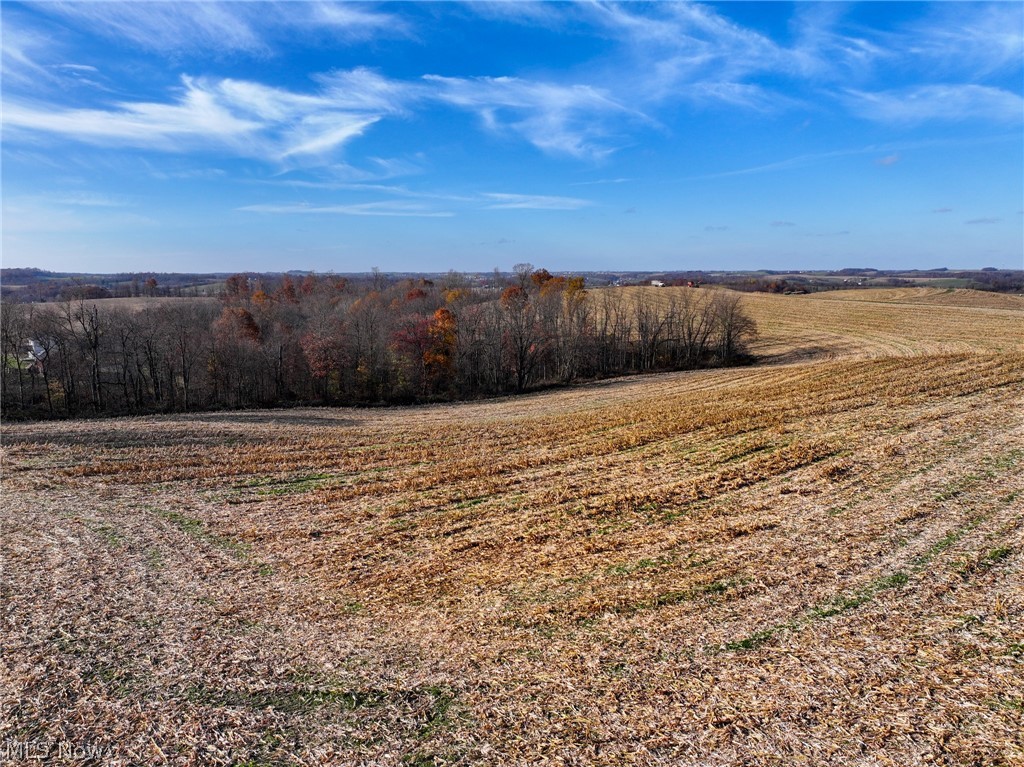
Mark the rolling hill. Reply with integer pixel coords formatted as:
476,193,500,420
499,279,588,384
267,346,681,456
2,288,1022,766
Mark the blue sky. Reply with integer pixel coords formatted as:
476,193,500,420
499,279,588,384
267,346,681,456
2,1,1022,274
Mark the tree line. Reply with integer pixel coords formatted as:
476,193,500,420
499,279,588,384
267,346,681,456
1,268,757,419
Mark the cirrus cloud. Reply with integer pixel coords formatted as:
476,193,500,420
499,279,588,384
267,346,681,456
482,193,592,210
844,84,1024,124
424,74,643,160
2,71,402,164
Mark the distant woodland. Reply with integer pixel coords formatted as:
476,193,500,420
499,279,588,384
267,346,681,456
1,268,757,419
3,266,1023,303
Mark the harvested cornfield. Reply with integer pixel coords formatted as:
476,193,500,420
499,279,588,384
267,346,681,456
742,288,1024,362
2,289,1022,766
803,286,1024,311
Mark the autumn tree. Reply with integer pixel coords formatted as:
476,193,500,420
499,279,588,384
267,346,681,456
501,285,543,392
555,277,592,381
210,306,264,406
424,307,457,393
348,291,390,400
224,274,251,302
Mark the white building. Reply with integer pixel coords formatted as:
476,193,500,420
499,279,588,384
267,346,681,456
22,339,46,365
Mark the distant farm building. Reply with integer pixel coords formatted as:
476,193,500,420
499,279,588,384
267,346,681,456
21,340,46,372
22,339,46,364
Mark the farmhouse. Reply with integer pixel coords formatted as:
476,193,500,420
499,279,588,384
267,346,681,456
22,339,46,364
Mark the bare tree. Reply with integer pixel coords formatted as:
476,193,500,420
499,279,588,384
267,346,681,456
712,291,758,362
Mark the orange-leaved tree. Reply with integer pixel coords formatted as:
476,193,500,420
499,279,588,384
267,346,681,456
424,307,457,392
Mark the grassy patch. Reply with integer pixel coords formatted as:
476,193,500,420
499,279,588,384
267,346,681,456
1004,643,1024,657
160,510,250,556
724,628,777,652
86,522,124,547
826,502,854,517
234,472,342,496
185,683,387,714
932,471,989,503
987,448,1023,472
146,547,164,569
988,696,1024,713
911,514,987,570
956,545,1014,577
606,555,673,576
914,529,965,566
339,601,364,615
417,686,457,739
452,496,490,510
722,570,911,653
628,576,749,614
810,571,909,619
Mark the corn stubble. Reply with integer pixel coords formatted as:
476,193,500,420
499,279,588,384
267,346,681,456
2,288,1023,766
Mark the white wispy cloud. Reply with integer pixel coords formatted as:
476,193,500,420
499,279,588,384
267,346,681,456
240,187,590,216
804,230,851,238
34,2,408,58
687,149,855,179
582,1,786,106
240,201,453,218
48,192,133,208
680,82,797,112
900,3,1024,78
5,2,1020,182
314,68,420,114
1,13,119,96
1,22,61,89
54,64,98,73
482,193,592,210
305,2,411,39
151,167,228,181
4,83,261,152
280,115,381,159
3,71,409,163
844,85,1024,124
424,74,640,160
691,135,1021,181
261,180,474,206
39,2,268,56
463,1,572,28
576,1,877,113
785,2,890,80
570,177,632,187
1,198,157,234
5,60,642,164
567,2,1019,127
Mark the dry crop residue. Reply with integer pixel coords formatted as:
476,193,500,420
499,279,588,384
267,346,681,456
2,288,1023,766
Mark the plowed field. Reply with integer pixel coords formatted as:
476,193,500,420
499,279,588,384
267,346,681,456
3,288,1022,766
